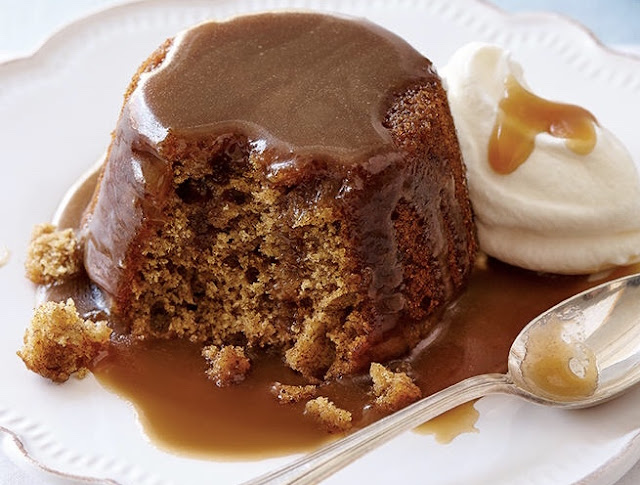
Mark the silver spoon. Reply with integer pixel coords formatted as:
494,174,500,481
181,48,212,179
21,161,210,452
242,272,640,485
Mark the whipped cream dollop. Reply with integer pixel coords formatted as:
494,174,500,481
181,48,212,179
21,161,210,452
441,42,640,274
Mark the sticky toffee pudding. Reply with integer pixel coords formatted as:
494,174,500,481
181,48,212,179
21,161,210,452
81,12,476,382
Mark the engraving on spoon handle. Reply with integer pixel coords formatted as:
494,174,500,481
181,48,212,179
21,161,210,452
242,373,515,485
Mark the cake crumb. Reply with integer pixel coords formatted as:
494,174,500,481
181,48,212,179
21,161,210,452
202,345,251,387
370,363,422,413
25,224,81,284
17,299,111,383
270,382,317,404
304,397,352,433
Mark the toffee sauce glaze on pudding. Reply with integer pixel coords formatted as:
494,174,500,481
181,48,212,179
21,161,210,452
143,13,430,160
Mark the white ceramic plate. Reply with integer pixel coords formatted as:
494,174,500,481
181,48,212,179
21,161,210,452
2,0,640,484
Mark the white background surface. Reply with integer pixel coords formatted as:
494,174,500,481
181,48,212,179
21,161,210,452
1,1,640,484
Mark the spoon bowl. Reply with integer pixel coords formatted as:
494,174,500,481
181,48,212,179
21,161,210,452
244,272,640,485
509,272,640,408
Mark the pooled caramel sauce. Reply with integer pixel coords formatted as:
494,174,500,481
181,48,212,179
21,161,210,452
488,75,598,174
91,261,639,458
414,401,479,444
95,339,336,459
521,314,598,400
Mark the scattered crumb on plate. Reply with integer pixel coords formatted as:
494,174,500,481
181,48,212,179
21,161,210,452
370,362,422,413
17,299,111,382
271,382,318,404
202,344,251,387
304,396,352,433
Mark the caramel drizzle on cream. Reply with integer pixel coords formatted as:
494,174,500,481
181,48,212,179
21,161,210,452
488,75,598,174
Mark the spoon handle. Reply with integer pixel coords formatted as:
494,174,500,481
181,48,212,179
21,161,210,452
242,373,515,485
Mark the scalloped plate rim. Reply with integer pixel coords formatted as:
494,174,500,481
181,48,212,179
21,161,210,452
2,0,640,484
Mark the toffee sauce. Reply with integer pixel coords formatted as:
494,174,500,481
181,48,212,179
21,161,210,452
415,401,479,444
488,75,598,174
520,314,598,400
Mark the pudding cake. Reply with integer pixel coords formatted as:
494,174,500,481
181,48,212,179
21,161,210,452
78,12,476,380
